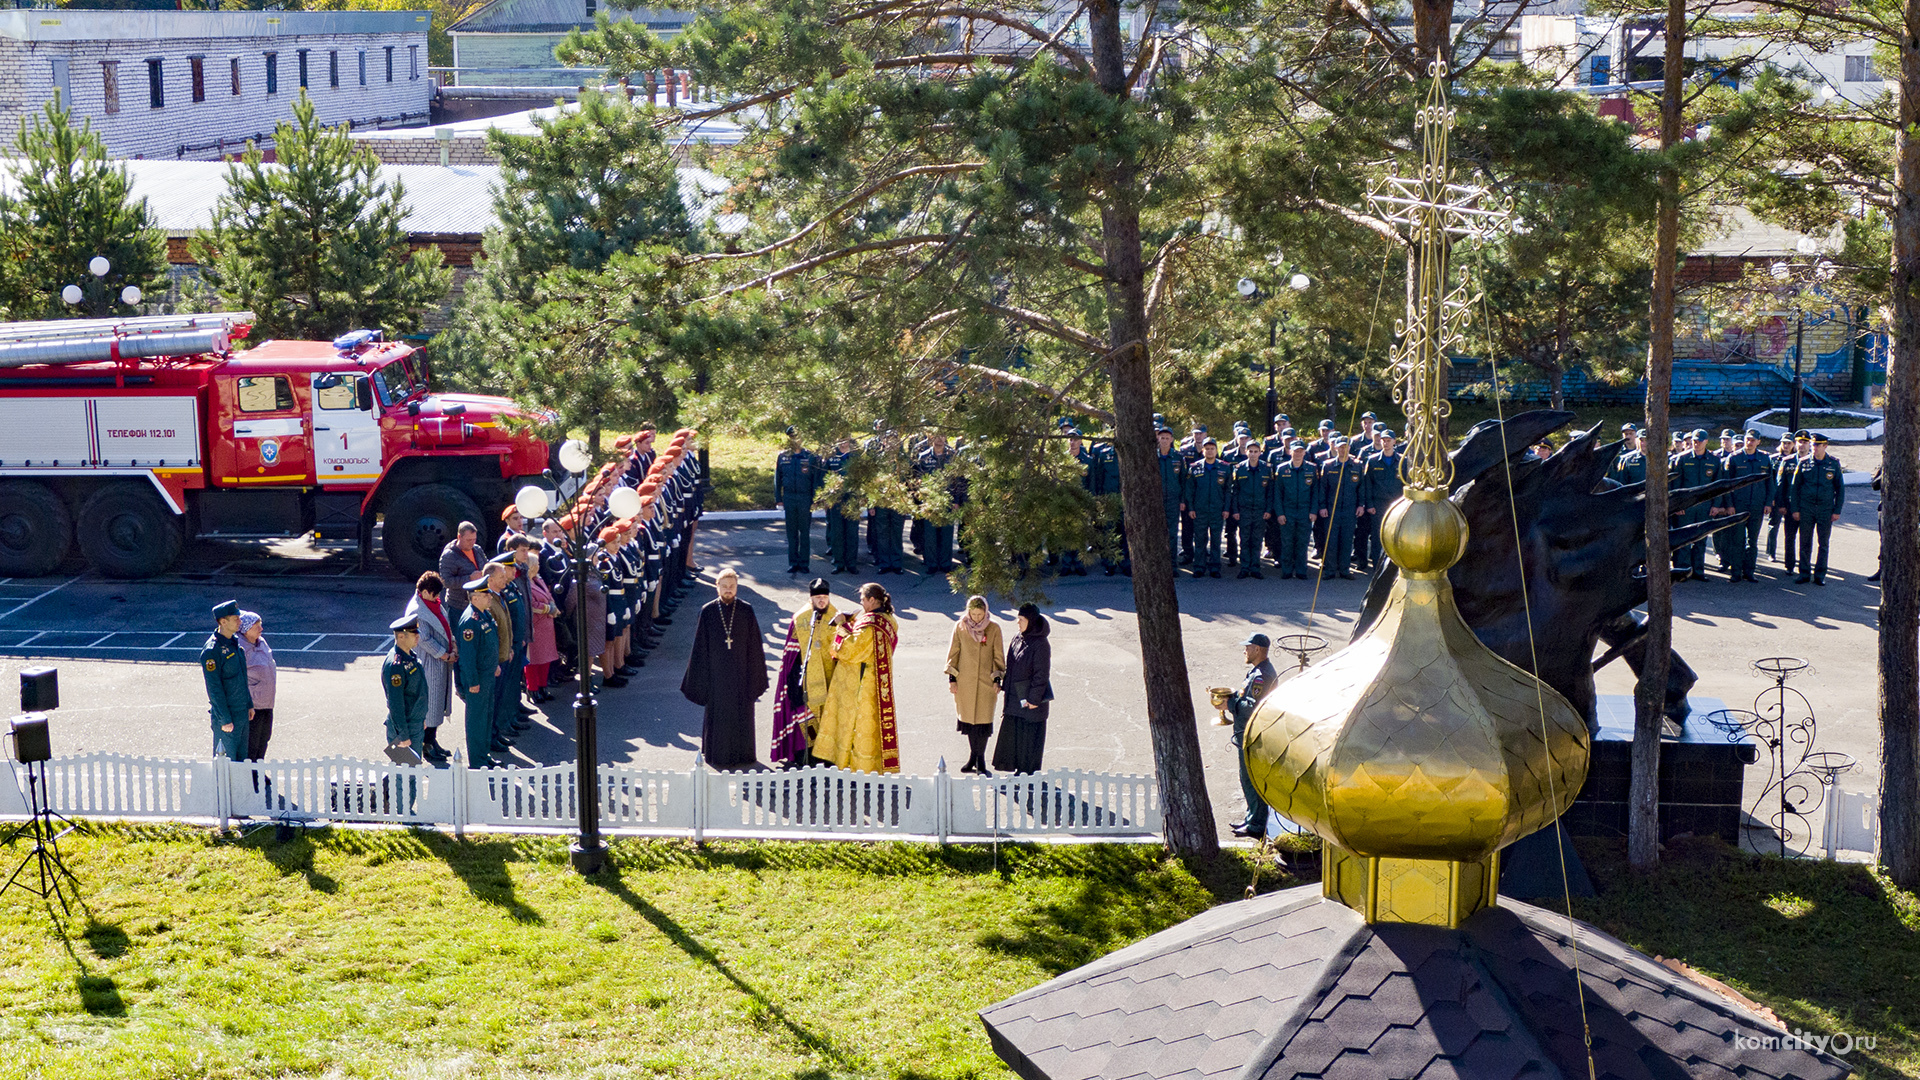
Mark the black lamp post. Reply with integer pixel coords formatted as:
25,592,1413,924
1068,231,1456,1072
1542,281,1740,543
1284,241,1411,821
541,440,607,875
1237,268,1309,436
1769,239,1835,436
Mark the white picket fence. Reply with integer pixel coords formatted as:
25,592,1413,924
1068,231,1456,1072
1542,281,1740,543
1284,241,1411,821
0,753,1161,843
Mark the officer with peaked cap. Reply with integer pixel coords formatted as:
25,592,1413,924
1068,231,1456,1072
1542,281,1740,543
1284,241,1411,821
1271,440,1317,578
384,615,429,764
1774,431,1812,573
774,425,824,573
1791,433,1845,585
455,566,508,767
201,600,252,760
1722,428,1774,582
1226,632,1278,838
1671,427,1724,581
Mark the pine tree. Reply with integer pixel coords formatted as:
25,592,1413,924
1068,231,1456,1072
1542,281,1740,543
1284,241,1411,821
0,101,168,320
436,90,697,450
192,92,450,340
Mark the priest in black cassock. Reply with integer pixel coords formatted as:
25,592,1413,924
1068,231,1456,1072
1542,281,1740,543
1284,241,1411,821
679,568,769,769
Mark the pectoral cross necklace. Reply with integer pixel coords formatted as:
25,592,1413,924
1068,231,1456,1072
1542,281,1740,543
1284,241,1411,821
720,600,737,649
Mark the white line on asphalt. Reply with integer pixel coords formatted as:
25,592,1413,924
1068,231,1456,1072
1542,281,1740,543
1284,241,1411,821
15,631,45,646
0,575,83,622
86,633,111,647
159,632,185,648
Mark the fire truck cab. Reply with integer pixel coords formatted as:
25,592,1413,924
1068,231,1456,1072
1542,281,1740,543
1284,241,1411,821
0,313,551,580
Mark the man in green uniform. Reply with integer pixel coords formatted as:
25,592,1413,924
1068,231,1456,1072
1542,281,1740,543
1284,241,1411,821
1360,430,1403,575
1774,432,1809,571
1187,437,1232,578
495,551,533,749
455,567,507,767
1613,427,1648,487
1792,433,1846,585
1227,633,1279,838
1671,427,1724,580
1091,435,1126,575
824,435,859,573
201,599,252,760
1320,436,1366,579
1765,434,1794,561
1272,440,1317,579
1177,423,1205,565
774,426,824,573
383,615,430,764
1156,425,1185,569
1229,440,1272,579
1721,429,1774,582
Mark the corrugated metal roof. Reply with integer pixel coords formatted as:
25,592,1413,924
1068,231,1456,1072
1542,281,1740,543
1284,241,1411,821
0,158,739,237
448,0,690,34
1693,205,1834,259
0,159,502,237
0,9,430,42
349,101,747,146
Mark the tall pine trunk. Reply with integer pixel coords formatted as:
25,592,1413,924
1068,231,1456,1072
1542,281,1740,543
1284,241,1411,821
1879,0,1920,889
1087,0,1217,859
1631,0,1685,874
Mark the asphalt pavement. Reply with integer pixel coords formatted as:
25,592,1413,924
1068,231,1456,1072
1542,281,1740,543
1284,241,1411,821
0,460,1895,846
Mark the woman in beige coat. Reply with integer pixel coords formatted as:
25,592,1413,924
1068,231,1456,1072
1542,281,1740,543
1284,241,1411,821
946,595,1006,774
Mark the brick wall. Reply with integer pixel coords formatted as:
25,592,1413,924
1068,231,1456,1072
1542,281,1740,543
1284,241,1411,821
357,134,496,165
0,29,431,160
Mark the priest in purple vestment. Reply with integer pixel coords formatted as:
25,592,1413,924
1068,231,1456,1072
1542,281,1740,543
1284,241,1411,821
679,568,769,769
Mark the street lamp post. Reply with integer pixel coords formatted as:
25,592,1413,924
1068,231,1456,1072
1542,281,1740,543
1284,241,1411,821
533,439,617,875
1770,238,1835,436
1237,268,1310,436
61,255,142,317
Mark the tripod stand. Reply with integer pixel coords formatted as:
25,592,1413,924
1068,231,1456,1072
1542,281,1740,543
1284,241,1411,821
2,762,79,915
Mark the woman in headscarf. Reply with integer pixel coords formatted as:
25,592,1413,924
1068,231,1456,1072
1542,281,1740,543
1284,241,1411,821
771,578,838,768
403,571,456,764
992,602,1052,774
814,582,901,773
524,557,560,705
946,595,1004,775
236,610,277,761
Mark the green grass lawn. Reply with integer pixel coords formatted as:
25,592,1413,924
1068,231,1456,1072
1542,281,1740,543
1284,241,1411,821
6,828,1910,1079
703,432,786,512
0,827,1289,1080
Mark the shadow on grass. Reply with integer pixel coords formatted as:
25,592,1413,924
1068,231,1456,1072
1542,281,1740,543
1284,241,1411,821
1575,836,1920,1079
255,835,340,894
589,866,860,1071
51,909,127,1017
423,833,544,925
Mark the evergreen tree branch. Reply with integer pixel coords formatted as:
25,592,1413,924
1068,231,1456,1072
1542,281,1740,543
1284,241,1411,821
686,163,986,265
670,52,1033,125
943,360,1115,421
978,300,1110,353
700,234,958,300
834,3,1095,76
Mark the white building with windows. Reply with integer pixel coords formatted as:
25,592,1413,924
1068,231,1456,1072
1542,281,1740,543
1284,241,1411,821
0,9,432,161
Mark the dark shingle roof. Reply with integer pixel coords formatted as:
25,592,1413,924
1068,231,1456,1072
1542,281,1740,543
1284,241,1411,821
981,885,1852,1080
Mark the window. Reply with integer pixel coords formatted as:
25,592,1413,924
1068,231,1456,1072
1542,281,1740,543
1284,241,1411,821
385,46,394,83
49,58,69,109
231,57,240,95
236,376,295,413
1589,54,1611,86
409,45,419,80
265,52,277,94
313,375,363,411
298,49,309,89
146,58,164,109
358,50,366,87
1488,31,1521,60
329,50,339,88
101,61,119,114
1845,55,1882,82
189,56,205,103
586,0,596,14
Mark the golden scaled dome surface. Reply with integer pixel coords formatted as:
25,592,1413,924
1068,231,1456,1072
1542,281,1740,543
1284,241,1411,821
1244,494,1590,863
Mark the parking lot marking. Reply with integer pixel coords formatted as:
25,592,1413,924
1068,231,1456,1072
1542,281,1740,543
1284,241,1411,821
0,575,83,622
160,633,185,648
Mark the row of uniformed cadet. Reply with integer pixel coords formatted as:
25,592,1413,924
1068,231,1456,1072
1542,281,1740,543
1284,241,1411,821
775,426,966,576
1609,424,1845,585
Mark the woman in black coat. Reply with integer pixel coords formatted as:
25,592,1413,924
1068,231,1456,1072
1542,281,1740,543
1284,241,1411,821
992,603,1052,774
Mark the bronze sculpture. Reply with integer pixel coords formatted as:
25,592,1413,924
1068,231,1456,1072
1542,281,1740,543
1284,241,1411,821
1354,409,1763,732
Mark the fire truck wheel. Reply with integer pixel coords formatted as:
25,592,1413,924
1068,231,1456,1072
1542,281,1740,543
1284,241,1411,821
383,483,483,579
75,483,184,579
0,481,72,577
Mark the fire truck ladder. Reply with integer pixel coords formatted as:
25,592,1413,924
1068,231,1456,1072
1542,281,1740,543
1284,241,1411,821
0,312,256,369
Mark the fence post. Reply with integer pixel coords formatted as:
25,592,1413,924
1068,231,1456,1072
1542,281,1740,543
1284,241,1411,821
215,756,232,831
1823,780,1842,860
935,757,950,845
451,749,469,839
692,752,707,844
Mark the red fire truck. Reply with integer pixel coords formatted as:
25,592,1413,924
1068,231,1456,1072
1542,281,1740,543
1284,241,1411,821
0,312,552,580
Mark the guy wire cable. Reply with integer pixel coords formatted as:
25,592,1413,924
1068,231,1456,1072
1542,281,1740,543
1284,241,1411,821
1471,242,1599,1080
1305,245,1395,636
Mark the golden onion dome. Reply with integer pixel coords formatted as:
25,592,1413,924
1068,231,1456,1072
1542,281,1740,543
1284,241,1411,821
1244,489,1589,926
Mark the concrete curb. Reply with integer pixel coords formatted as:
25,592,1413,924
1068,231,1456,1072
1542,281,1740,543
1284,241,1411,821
702,509,815,522
1746,408,1883,443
